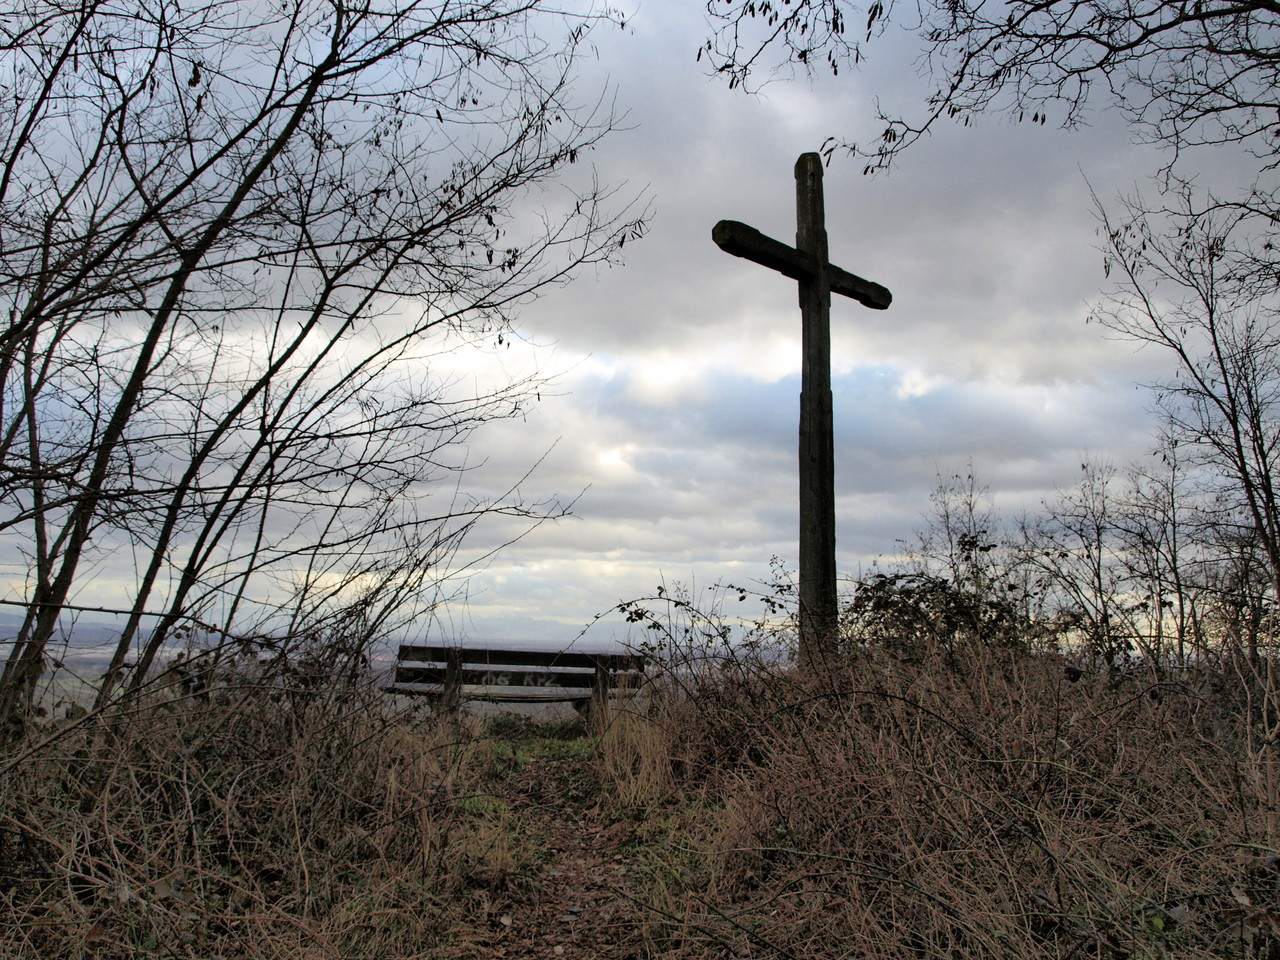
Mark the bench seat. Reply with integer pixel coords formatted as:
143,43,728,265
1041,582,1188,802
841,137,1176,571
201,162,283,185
386,644,647,704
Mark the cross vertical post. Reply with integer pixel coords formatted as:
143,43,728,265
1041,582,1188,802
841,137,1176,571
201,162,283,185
712,152,892,669
795,154,838,668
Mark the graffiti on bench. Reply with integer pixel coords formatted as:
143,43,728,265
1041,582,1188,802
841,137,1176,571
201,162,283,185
475,671,557,688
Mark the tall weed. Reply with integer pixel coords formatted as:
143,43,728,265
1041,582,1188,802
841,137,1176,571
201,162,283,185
608,640,1280,959
0,683,515,958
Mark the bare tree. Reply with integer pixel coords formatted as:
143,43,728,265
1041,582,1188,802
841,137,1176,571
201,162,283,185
0,0,645,731
913,465,1004,599
703,0,1280,187
1018,461,1139,663
1092,192,1280,611
1112,446,1213,663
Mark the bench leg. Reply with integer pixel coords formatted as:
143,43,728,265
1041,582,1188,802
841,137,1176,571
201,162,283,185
579,666,609,724
439,649,462,716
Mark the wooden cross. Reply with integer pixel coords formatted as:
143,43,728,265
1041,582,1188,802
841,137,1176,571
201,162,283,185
713,152,892,668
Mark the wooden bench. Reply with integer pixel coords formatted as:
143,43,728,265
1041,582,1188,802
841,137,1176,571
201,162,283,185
385,644,647,711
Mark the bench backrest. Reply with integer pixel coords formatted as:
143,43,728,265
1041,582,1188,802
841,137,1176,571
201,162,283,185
388,644,647,702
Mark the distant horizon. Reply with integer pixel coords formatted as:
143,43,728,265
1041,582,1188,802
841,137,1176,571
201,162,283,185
0,612,648,687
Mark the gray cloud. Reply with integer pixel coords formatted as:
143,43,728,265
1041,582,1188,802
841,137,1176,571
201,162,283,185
434,0,1217,644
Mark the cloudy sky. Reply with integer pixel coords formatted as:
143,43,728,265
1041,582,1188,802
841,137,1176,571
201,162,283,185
434,0,1200,647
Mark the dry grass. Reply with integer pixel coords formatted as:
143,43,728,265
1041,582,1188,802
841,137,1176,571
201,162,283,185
597,643,1280,959
0,683,536,959
10,640,1280,959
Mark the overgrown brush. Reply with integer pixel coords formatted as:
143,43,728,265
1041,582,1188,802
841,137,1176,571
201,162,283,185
603,642,1280,959
0,682,528,959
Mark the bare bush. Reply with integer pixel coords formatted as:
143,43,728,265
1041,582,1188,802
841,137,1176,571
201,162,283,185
607,636,1280,959
0,685,527,958
0,0,644,732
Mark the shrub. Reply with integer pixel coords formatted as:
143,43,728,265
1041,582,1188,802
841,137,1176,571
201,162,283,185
607,639,1280,959
0,681,513,959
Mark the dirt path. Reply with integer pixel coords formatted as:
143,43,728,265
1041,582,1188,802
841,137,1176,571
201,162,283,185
444,739,648,959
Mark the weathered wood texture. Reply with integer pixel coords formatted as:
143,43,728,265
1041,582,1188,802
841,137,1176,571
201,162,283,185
711,223,890,310
388,644,647,706
712,152,892,669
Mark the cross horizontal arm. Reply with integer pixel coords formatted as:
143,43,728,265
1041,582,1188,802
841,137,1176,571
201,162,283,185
712,220,892,310
828,263,892,311
713,220,810,283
